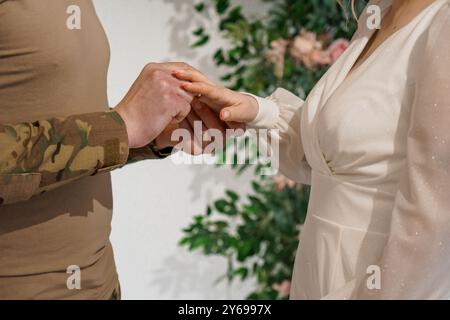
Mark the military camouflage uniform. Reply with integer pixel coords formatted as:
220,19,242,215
0,110,162,206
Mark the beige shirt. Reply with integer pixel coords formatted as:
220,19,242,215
0,0,118,299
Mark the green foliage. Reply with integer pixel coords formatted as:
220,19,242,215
180,0,366,299
180,180,310,299
190,0,365,97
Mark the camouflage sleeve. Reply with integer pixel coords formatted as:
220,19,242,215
0,111,135,205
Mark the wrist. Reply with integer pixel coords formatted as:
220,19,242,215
244,93,279,129
248,96,259,122
240,93,260,122
114,103,141,149
149,142,175,159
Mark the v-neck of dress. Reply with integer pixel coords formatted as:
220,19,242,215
317,0,444,118
307,0,446,177
342,0,443,85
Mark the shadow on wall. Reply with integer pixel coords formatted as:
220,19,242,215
156,0,256,206
158,0,269,80
143,0,257,299
187,161,255,203
154,0,221,78
149,250,232,299
160,0,200,59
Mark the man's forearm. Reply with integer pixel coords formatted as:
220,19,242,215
0,111,142,205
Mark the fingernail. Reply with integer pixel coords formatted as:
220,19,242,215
221,110,230,120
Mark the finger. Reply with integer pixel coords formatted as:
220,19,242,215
192,99,226,133
177,119,196,154
180,82,221,100
192,100,227,147
172,99,192,123
181,83,230,114
186,111,208,147
220,105,252,124
225,121,246,132
173,69,214,85
175,84,195,102
183,118,204,155
163,75,195,102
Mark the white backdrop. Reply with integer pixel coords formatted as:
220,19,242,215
93,0,266,300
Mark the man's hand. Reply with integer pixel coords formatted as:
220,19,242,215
153,65,257,155
154,99,227,155
114,63,194,149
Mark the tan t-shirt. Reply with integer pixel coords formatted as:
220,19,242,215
0,0,118,299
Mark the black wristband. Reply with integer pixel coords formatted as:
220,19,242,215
149,144,174,159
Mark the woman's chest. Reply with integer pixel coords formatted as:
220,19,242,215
302,37,418,185
317,66,414,171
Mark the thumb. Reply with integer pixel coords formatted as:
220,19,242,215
220,104,255,123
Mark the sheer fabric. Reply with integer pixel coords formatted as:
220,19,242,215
352,2,450,299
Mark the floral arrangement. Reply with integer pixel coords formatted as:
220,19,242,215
180,0,366,299
266,30,349,79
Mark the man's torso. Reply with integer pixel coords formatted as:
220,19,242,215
0,0,117,299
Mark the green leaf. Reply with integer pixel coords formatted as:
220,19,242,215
191,34,210,48
213,49,225,65
226,190,239,201
214,199,237,216
194,2,205,12
215,0,230,14
237,241,252,261
234,267,249,280
193,27,205,36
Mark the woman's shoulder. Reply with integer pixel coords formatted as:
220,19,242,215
420,1,450,56
409,1,450,80
427,1,450,39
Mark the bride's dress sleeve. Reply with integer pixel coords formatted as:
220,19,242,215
326,10,450,300
247,88,312,185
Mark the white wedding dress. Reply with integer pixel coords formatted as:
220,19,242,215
250,0,450,299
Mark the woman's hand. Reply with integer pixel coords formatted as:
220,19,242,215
173,69,259,125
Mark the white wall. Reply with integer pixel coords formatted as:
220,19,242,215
93,0,265,300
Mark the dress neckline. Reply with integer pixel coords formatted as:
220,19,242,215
343,0,444,85
308,0,446,177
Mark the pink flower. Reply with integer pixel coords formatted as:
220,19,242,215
274,175,296,191
311,49,331,65
266,39,290,79
327,38,350,63
273,280,291,297
289,30,333,69
290,30,321,62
